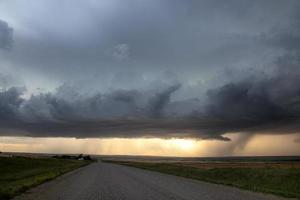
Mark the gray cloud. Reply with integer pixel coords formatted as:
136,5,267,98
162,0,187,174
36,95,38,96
0,1,300,140
147,84,181,118
1,69,300,140
0,73,16,89
0,87,24,120
112,44,130,61
1,0,298,90
0,19,13,49
6,84,184,123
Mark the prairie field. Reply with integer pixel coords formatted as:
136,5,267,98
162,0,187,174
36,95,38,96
0,156,91,199
104,158,300,199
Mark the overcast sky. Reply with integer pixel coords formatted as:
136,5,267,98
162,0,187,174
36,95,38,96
0,0,300,143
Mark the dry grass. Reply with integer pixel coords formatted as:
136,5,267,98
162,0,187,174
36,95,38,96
0,156,91,199
105,160,300,199
173,162,300,169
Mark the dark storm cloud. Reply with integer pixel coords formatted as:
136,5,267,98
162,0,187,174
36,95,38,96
203,1,300,124
0,87,24,120
147,84,181,118
202,64,300,132
1,70,300,140
0,82,239,139
0,0,300,140
9,84,183,122
0,19,13,49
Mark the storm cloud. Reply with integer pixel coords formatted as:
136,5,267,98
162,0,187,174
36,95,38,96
0,19,13,49
0,0,300,140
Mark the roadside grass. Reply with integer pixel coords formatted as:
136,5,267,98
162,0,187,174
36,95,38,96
0,156,91,199
105,160,300,199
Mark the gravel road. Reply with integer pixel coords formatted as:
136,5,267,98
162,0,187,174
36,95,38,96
13,161,291,200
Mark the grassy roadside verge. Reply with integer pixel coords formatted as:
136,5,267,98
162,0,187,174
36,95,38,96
105,160,300,199
0,156,92,199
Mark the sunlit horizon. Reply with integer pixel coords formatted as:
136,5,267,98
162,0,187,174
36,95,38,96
1,133,299,157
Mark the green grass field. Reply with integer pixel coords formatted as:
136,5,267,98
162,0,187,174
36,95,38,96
0,156,91,199
106,160,300,199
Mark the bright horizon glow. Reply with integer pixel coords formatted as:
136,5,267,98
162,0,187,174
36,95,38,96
170,139,197,151
1,133,299,157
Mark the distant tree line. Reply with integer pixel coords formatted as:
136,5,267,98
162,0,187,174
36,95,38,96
52,154,92,161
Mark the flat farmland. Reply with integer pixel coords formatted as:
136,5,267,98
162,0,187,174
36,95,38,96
103,158,300,199
0,156,91,199
173,162,300,169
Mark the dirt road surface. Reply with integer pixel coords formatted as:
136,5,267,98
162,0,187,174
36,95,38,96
13,161,291,200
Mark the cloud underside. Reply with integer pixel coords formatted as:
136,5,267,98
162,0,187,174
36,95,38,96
1,51,300,140
1,118,300,140
1,62,300,140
